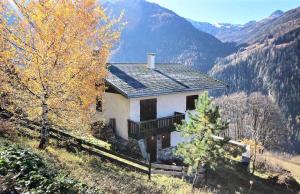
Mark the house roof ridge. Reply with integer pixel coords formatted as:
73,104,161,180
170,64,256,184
182,65,230,88
105,63,227,98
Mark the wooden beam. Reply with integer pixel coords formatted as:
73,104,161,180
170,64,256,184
151,170,183,176
151,163,184,171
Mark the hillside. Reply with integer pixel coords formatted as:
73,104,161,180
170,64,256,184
104,0,237,72
0,126,202,194
210,7,300,150
189,10,294,44
1,118,299,194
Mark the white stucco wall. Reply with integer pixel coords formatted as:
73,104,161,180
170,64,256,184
101,91,204,143
128,91,203,146
170,109,196,146
102,93,130,140
129,91,200,122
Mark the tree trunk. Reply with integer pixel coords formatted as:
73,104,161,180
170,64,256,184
38,101,49,149
251,111,258,174
192,172,198,188
251,140,257,174
190,164,198,189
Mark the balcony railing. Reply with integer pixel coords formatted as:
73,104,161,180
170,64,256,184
128,112,185,139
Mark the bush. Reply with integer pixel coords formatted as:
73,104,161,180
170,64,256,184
0,120,16,138
0,141,102,193
91,120,112,140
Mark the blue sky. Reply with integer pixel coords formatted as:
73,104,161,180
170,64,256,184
147,0,300,24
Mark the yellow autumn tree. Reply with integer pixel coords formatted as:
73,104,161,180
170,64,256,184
0,0,122,148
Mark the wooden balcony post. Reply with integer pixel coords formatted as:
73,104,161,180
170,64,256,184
148,153,151,180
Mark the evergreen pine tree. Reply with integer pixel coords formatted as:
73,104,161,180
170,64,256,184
175,92,233,171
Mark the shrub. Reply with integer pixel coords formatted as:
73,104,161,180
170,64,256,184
0,120,16,138
0,142,102,193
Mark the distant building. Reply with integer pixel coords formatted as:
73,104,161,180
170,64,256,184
99,54,227,162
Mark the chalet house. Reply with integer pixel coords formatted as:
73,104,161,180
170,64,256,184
100,54,227,162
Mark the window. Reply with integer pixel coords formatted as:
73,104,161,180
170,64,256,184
96,96,102,112
140,98,157,121
186,95,198,110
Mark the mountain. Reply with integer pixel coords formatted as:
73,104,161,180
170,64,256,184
269,10,285,18
187,19,244,40
210,7,300,150
104,0,237,72
189,10,286,44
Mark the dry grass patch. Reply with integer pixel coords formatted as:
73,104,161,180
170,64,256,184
17,137,210,194
4,121,298,194
264,153,300,183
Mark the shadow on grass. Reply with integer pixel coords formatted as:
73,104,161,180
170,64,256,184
87,157,163,194
200,163,300,194
87,156,300,194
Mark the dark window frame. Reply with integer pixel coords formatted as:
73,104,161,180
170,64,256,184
140,98,157,121
186,95,198,111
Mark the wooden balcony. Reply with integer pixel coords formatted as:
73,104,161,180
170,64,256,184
128,112,185,139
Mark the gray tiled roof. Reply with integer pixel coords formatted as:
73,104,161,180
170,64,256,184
105,63,227,98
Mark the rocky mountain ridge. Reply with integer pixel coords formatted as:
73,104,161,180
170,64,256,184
104,0,237,72
189,10,286,44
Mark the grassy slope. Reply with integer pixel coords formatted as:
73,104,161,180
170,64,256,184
206,162,300,194
4,136,298,194
0,138,105,193
1,121,299,194
265,153,300,183
13,136,209,194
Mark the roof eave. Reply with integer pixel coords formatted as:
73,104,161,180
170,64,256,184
104,79,130,98
126,85,227,98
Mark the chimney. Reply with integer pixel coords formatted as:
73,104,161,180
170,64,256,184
147,53,155,69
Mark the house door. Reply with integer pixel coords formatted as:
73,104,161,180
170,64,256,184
140,99,157,121
146,136,157,162
161,132,171,149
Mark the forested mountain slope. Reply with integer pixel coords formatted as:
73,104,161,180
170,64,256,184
210,7,300,149
104,0,236,72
